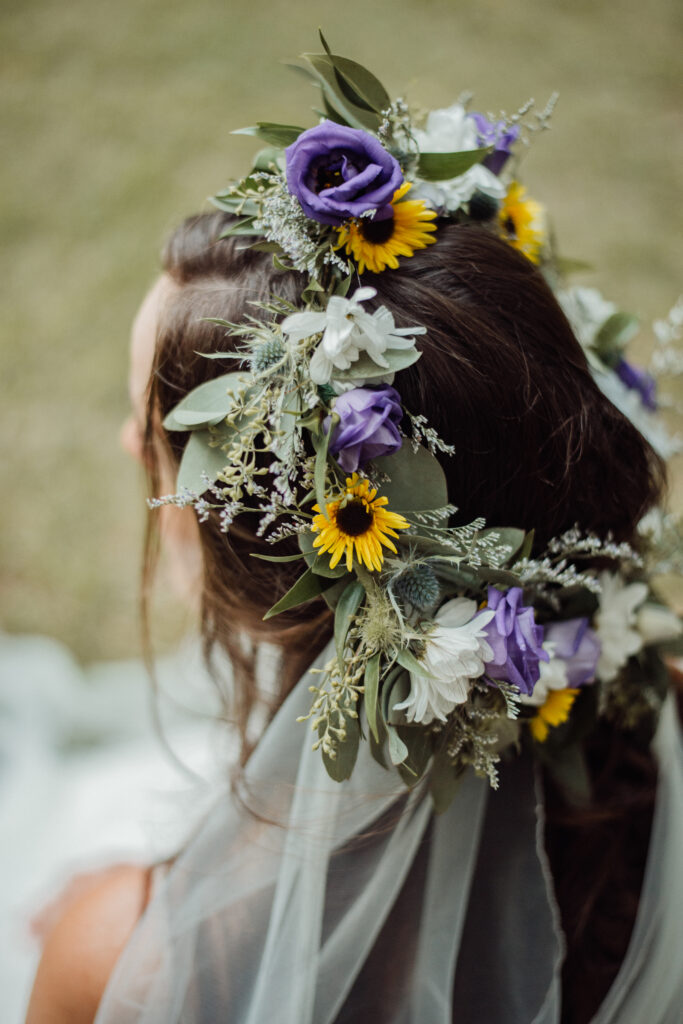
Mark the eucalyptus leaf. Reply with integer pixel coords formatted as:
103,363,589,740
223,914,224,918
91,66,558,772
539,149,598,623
322,578,353,611
387,724,409,766
395,646,436,680
219,217,261,238
321,713,360,782
176,429,230,494
594,311,639,355
334,580,366,666
385,669,412,725
298,531,348,579
515,529,535,563
477,567,522,589
371,443,448,513
364,652,381,742
263,567,337,620
396,725,433,786
163,373,248,433
335,346,421,381
474,527,526,564
417,148,491,182
232,122,306,147
250,552,306,564
252,146,283,172
430,750,464,814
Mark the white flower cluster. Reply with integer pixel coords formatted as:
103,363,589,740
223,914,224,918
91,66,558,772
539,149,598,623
281,287,425,385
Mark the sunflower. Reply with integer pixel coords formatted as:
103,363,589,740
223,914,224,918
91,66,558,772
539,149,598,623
311,473,410,572
336,182,437,274
529,687,580,743
498,181,545,264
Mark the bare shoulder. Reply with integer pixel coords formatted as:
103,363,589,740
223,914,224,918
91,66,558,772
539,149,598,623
25,863,151,1024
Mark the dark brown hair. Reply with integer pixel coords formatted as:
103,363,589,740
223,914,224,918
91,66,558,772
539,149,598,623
143,210,666,1020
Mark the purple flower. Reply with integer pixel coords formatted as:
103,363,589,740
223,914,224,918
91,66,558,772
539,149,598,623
482,586,549,695
285,122,403,226
616,358,657,412
469,113,520,175
544,618,600,686
325,385,403,472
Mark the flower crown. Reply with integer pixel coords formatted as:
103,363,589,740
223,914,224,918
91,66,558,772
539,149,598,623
153,33,683,809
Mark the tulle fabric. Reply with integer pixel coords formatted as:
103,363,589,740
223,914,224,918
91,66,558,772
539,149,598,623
94,645,683,1023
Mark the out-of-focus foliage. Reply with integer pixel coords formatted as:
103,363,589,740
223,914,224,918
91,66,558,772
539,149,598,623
1,0,681,661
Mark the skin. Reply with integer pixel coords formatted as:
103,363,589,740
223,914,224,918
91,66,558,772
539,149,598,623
26,275,196,1023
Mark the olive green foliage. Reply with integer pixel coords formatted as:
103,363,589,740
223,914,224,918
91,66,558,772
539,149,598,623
1,0,681,660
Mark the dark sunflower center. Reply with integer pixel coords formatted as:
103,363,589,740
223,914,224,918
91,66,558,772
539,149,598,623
337,500,373,537
360,214,396,245
503,215,517,238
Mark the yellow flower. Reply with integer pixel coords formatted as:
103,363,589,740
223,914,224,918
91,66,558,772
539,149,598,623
529,688,580,743
499,181,545,263
336,182,438,274
311,473,410,573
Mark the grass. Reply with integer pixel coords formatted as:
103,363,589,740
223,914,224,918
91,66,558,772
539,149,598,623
1,0,681,661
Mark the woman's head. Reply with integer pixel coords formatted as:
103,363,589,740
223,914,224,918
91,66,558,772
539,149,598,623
133,210,665,757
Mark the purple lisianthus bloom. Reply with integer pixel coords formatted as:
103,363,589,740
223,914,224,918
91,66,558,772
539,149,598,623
285,121,403,226
469,112,520,175
325,385,403,472
615,357,657,412
481,586,549,695
544,618,600,686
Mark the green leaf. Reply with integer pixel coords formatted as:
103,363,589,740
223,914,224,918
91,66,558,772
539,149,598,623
417,148,491,182
163,373,248,433
515,529,535,563
334,580,366,665
429,750,464,814
176,429,230,493
321,712,360,781
250,552,307,564
298,530,348,579
396,725,433,786
219,217,260,238
317,31,391,114
263,567,337,620
474,527,526,565
387,724,409,766
395,646,436,680
321,578,352,610
252,146,283,172
594,311,639,356
364,652,381,742
372,443,448,513
302,54,381,131
554,256,594,276
232,123,306,147
334,346,421,381
385,669,412,725
311,416,336,518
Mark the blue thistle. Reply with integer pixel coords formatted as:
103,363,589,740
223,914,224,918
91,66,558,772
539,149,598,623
393,564,440,610
250,337,285,374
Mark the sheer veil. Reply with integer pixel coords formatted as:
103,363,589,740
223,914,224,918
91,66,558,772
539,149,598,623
94,642,683,1023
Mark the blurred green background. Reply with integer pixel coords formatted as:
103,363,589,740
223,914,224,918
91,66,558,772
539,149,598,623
2,0,682,662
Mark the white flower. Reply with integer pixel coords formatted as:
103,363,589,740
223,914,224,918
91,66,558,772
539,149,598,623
393,599,494,725
414,104,479,154
520,642,568,708
412,164,505,214
281,288,425,385
595,572,648,682
556,286,616,352
412,104,506,213
636,604,682,646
